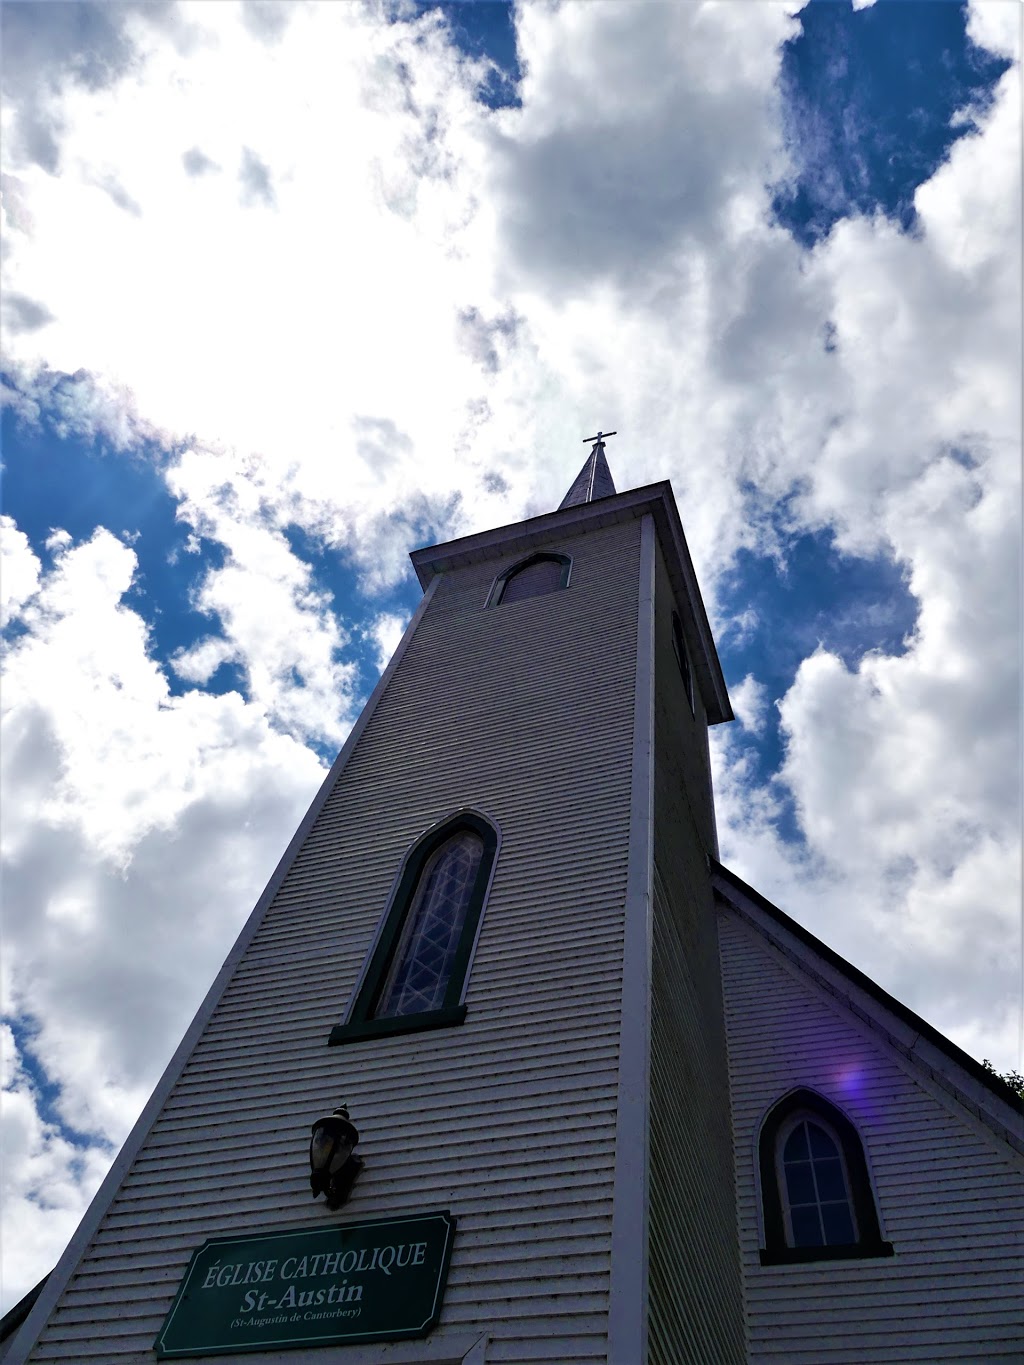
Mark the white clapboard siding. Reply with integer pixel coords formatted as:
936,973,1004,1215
648,872,746,1365
26,516,643,1365
718,905,1024,1363
646,544,746,1365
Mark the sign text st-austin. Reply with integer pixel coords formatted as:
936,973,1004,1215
155,1211,456,1357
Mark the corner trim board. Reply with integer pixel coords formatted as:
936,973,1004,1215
607,511,655,1365
3,576,442,1365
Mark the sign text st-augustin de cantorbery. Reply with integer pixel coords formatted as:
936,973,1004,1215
155,1211,456,1357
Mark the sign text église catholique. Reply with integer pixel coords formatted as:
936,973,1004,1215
155,1210,456,1357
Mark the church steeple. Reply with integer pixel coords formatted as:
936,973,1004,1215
559,430,617,508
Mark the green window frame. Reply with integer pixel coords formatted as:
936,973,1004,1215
487,552,572,607
329,811,498,1046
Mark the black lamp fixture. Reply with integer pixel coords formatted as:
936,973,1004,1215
309,1103,363,1209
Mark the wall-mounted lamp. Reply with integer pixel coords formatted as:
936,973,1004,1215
309,1104,363,1209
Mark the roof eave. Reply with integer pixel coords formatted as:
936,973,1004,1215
711,858,1024,1130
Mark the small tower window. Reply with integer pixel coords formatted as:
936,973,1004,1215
672,611,694,713
758,1089,893,1265
490,553,571,606
330,812,498,1044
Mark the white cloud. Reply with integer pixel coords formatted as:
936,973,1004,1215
170,633,235,685
730,673,770,737
915,64,1021,275
706,62,1021,1076
42,527,71,555
492,0,798,295
1,0,522,589
966,0,1022,61
0,1023,114,1311
1,520,329,1302
367,610,408,676
167,445,358,746
0,0,1020,1311
0,515,41,627
716,437,1020,1068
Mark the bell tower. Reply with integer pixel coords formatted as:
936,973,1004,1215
9,443,742,1365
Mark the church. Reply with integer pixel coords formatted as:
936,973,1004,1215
5,444,1023,1364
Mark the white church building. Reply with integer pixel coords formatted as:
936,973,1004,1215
5,445,1023,1363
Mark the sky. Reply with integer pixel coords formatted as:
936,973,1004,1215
0,0,1020,1314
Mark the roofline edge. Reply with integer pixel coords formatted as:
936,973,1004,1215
711,858,1024,1121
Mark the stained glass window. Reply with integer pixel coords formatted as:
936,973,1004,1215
330,811,498,1045
373,831,485,1018
780,1118,857,1247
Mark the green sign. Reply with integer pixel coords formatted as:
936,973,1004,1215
155,1210,456,1357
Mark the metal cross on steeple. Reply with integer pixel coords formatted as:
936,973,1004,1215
581,429,617,450
559,428,618,510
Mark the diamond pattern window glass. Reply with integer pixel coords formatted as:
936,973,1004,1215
373,831,484,1018
330,811,498,1045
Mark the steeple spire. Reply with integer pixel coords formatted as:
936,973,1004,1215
559,430,617,509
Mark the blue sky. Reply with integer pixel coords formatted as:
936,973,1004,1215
0,402,423,729
1,0,1020,1312
1,381,922,782
774,0,1010,244
2,0,1006,751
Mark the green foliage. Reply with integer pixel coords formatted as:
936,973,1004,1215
981,1058,1024,1099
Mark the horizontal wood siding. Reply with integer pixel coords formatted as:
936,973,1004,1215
28,517,642,1365
718,906,1024,1362
647,546,745,1364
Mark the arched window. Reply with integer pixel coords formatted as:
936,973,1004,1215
758,1089,893,1265
778,1114,856,1247
374,828,485,1018
329,812,498,1044
671,611,694,713
489,553,571,606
